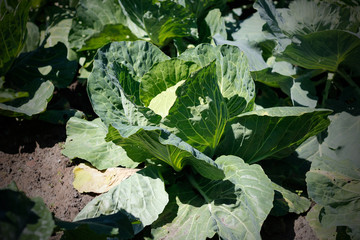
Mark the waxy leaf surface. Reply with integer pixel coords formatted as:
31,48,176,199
178,44,255,117
69,0,137,51
75,166,169,234
62,117,138,169
163,62,228,156
87,41,168,125
151,155,274,240
217,107,332,163
306,112,360,238
106,124,225,180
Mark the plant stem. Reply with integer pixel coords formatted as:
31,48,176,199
186,173,211,203
337,69,360,96
321,72,333,107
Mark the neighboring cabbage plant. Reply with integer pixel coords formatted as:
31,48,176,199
62,40,331,239
0,0,79,122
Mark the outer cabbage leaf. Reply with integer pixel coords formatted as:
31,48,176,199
74,166,168,234
217,107,332,163
62,117,138,169
68,0,137,51
231,12,267,45
255,0,360,58
320,112,360,166
175,0,227,19
106,123,225,180
162,62,228,156
271,182,311,216
118,0,197,46
6,42,77,88
213,36,269,72
259,152,312,216
22,22,40,53
41,18,77,60
277,30,360,72
251,68,292,89
253,0,290,51
307,156,360,239
178,44,255,117
37,109,86,125
151,155,274,240
305,112,360,239
292,81,318,109
72,163,139,193
87,41,169,125
0,88,28,103
299,112,360,165
204,9,227,39
0,41,76,116
256,69,318,108
306,204,337,240
0,79,54,117
0,0,31,75
0,183,55,240
258,0,354,37
57,211,134,240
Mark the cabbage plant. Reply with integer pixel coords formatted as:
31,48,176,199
63,40,331,239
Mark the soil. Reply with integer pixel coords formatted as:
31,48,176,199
0,84,318,239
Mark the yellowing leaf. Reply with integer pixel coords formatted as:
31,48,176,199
73,163,139,193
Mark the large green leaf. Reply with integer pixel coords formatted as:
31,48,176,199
118,0,197,46
74,166,169,234
6,42,77,88
212,37,269,72
179,44,256,117
204,9,227,39
258,0,356,37
289,75,318,108
217,107,332,163
0,87,28,103
231,12,267,46
305,112,360,239
306,156,360,239
62,117,138,169
277,30,360,72
254,0,360,56
106,123,225,180
306,204,337,240
253,0,290,51
69,0,137,51
320,112,360,166
0,79,54,117
271,182,311,216
87,41,169,125
299,112,360,166
0,183,55,240
251,67,292,89
0,0,31,75
163,62,228,156
175,0,227,19
41,18,77,61
57,212,134,240
22,22,40,53
151,155,274,240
